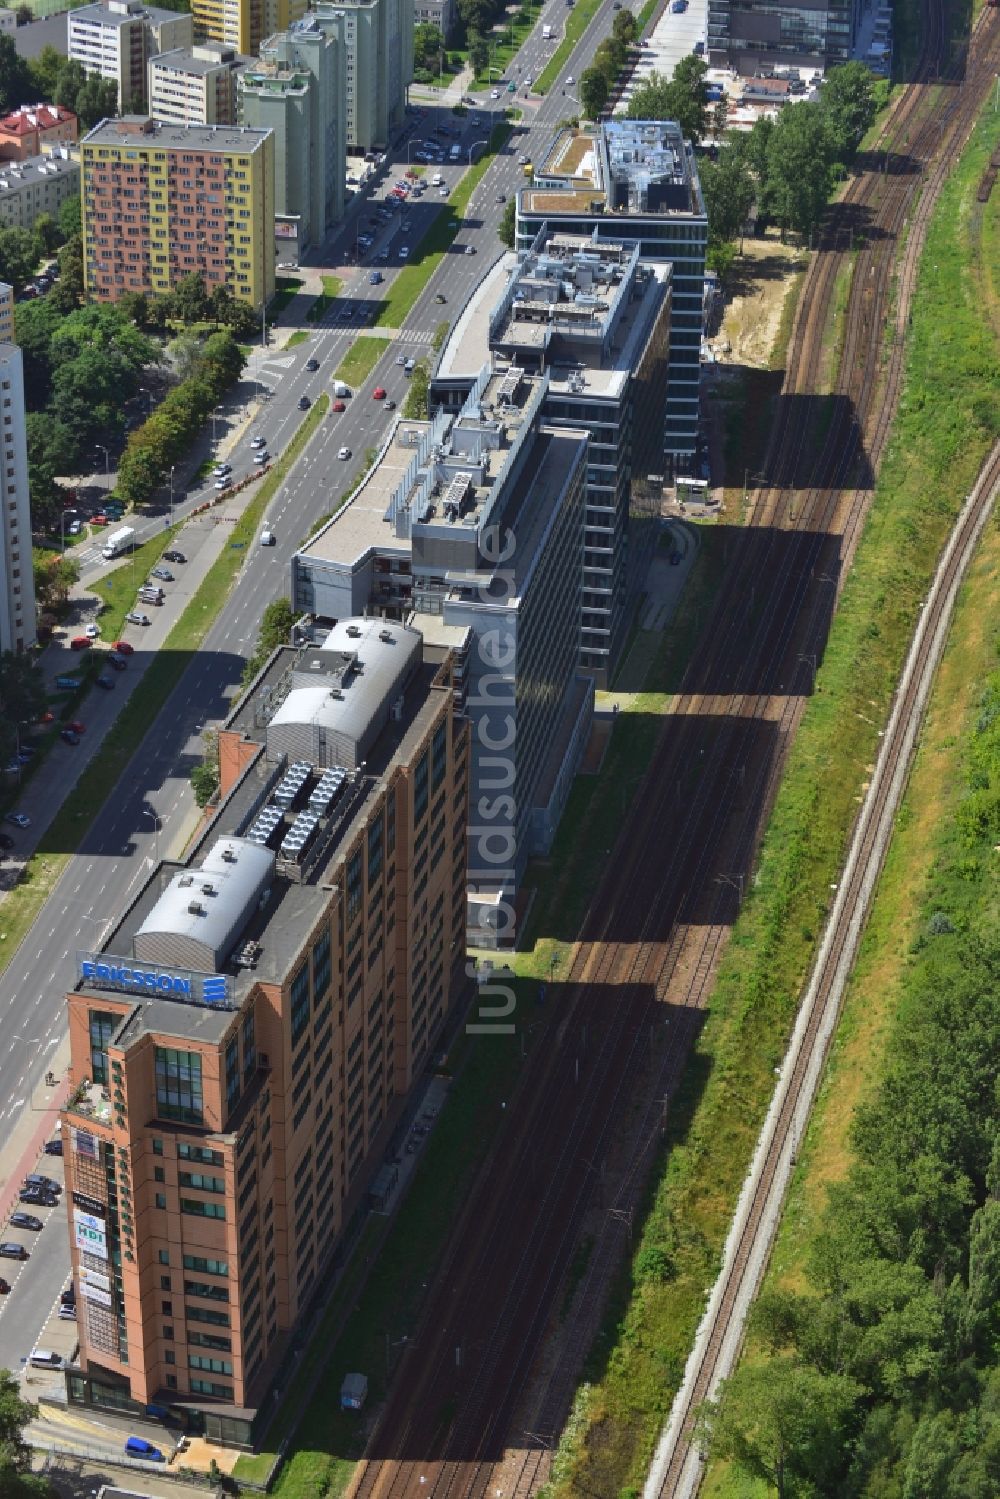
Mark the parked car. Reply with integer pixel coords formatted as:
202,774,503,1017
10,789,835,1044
60,1286,75,1306
19,1189,57,1207
5,812,30,828
44,1138,63,1156
125,612,151,627
85,622,100,639
0,1243,28,1260
60,729,80,745
10,1213,42,1231
163,550,186,564
125,1438,164,1462
67,722,85,736
0,1278,10,1293
95,674,115,690
214,463,232,477
58,1305,77,1320
55,674,80,689
69,637,92,650
111,640,134,655
214,477,231,491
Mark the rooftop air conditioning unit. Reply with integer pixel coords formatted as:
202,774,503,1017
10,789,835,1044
187,901,204,915
346,624,362,637
201,883,215,895
221,848,236,862
379,629,393,642
179,874,194,887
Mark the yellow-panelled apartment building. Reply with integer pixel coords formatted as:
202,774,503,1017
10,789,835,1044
191,0,307,62
81,116,275,309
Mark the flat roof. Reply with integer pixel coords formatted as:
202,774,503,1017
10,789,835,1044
78,641,448,1036
82,116,271,154
528,119,705,221
436,231,671,401
299,419,430,568
71,1,186,27
150,44,244,75
0,152,78,191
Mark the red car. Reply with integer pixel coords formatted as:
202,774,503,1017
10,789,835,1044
35,711,54,725
90,514,108,526
70,636,92,650
68,720,85,734
111,640,134,655
373,387,387,400
331,400,346,413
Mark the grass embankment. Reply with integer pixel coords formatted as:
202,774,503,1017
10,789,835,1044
374,123,512,330
268,276,303,319
284,330,310,350
91,526,181,642
334,337,386,389
0,397,329,974
539,93,1000,1499
534,0,605,94
306,275,343,325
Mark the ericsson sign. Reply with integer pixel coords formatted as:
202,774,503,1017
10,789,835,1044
77,953,233,1008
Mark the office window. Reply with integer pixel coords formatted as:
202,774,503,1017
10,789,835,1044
242,1006,256,1081
225,1034,240,1113
178,1143,223,1166
158,1250,170,1266
414,750,429,823
181,1199,226,1220
290,964,310,1046
179,1172,225,1194
312,928,331,1003
346,847,363,924
155,1048,203,1124
89,1011,117,1086
367,813,383,886
183,1255,228,1276
431,718,447,792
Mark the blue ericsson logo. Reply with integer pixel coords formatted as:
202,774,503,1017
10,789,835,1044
79,959,229,1006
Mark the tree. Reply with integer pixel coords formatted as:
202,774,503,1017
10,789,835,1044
468,29,489,76
0,655,46,759
15,4,33,24
580,66,609,120
627,58,708,144
58,193,81,242
700,144,756,243
32,213,60,259
190,731,220,807
0,227,39,292
172,271,209,324
27,44,64,100
593,36,625,89
0,33,35,114
696,1357,861,1498
72,71,119,130
765,102,837,240
55,231,84,308
33,551,79,612
414,21,445,70
819,61,876,161
26,412,79,528
498,197,516,248
612,7,637,46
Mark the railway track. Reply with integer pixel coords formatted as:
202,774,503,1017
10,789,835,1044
344,8,1000,1499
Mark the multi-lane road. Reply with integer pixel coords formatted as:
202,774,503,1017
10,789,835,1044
0,0,640,1373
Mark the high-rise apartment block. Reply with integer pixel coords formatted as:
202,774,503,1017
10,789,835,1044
69,1,194,111
81,117,275,309
433,230,672,686
413,0,456,40
148,45,245,126
708,0,857,71
517,119,706,477
0,282,14,343
191,0,306,64
0,103,77,162
311,0,412,152
59,619,468,1441
238,19,346,253
292,367,592,940
0,344,35,653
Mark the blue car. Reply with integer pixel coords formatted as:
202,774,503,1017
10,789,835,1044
125,1437,165,1461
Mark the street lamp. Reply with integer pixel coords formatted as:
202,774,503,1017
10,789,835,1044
142,807,161,866
96,444,110,478
169,464,175,528
407,139,426,163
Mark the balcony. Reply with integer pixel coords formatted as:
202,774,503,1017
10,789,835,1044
64,1077,113,1127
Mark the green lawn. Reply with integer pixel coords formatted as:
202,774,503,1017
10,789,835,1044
268,276,303,319
334,337,386,389
306,274,343,325
374,124,512,330
284,330,311,349
91,526,182,643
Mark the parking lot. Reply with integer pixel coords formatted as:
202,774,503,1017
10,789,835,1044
0,1133,75,1383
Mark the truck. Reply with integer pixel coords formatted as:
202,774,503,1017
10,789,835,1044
542,22,553,37
333,380,351,397
102,525,135,560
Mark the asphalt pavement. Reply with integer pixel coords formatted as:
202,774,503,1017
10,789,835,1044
0,0,644,1383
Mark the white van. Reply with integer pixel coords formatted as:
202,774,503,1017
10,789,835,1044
30,1349,62,1368
432,172,444,186
449,144,461,161
260,530,276,547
